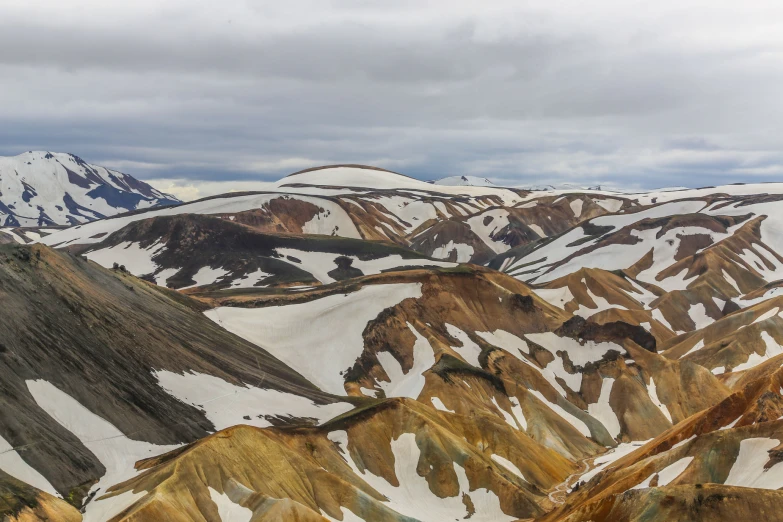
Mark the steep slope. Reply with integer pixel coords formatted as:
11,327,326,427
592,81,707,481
0,151,179,226
0,242,352,517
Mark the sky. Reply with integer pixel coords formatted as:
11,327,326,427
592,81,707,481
2,0,783,200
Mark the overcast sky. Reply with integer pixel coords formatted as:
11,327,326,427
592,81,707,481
2,0,783,199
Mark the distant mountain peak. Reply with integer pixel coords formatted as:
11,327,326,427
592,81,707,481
0,151,179,227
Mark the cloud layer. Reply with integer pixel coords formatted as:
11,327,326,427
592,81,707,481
3,0,783,198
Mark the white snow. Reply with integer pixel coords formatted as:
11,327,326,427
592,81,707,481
181,265,230,289
587,378,621,439
154,267,180,286
724,437,783,489
681,338,705,359
0,228,25,244
0,151,177,227
751,307,780,325
529,390,591,437
86,241,166,275
491,454,526,482
275,248,455,284
632,457,694,490
229,268,272,289
594,199,623,213
430,397,454,413
466,209,511,254
204,283,422,395
445,324,482,366
209,487,253,522
720,417,742,431
25,379,178,522
652,308,676,331
42,193,360,248
431,240,474,263
579,440,650,484
278,166,522,206
646,376,673,423
533,286,576,310
475,330,529,356
570,199,584,218
327,430,514,521
732,331,783,372
0,434,59,497
573,287,625,318
525,333,620,392
528,224,546,237
376,324,436,399
154,371,353,430
510,201,708,283
688,303,713,330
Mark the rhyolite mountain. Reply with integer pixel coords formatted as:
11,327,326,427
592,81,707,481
2,163,783,521
0,151,179,227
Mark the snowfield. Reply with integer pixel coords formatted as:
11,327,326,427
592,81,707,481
204,283,423,395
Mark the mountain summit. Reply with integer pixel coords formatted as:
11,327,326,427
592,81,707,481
0,151,179,227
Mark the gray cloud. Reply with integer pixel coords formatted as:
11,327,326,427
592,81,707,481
2,0,783,198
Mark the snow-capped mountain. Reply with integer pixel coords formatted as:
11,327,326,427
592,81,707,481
0,151,179,227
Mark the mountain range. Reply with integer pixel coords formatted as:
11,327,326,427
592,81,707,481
1,159,783,521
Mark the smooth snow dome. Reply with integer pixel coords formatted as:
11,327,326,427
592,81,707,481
204,283,422,395
277,166,522,204
724,437,783,489
154,370,353,430
25,379,178,522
